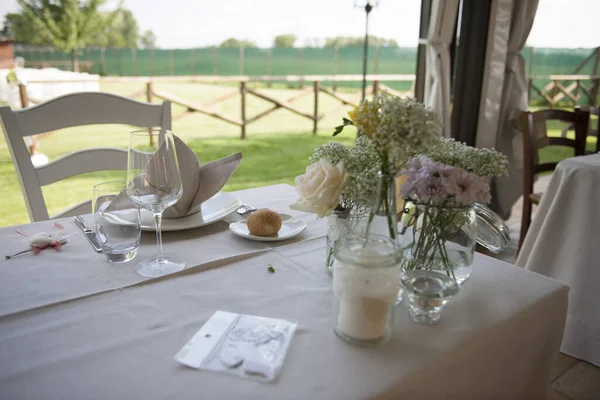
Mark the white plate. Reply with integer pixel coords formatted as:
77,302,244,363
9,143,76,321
229,214,307,242
140,192,241,231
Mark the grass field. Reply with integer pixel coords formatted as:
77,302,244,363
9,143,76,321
0,82,596,227
0,82,360,227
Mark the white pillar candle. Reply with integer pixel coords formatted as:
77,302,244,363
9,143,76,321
337,296,390,340
333,249,398,342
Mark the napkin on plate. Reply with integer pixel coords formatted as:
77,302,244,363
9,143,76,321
162,136,242,218
107,135,242,219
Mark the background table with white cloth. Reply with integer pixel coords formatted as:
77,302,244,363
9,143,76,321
517,154,600,367
0,184,569,399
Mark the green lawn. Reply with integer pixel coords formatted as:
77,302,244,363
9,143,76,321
0,82,596,227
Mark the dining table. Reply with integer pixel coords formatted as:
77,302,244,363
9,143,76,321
517,153,600,367
0,184,569,399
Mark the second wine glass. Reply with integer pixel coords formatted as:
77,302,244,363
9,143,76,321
127,129,185,277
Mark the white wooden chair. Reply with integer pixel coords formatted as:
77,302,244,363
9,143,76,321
0,92,172,222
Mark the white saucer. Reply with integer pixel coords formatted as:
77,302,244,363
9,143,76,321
140,192,241,231
229,214,307,242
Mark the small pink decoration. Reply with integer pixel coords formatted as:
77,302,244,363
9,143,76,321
5,223,68,259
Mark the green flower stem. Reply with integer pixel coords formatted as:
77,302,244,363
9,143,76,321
403,205,462,280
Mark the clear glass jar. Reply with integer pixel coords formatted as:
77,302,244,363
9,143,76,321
367,172,398,241
332,234,402,345
399,202,476,285
325,210,370,275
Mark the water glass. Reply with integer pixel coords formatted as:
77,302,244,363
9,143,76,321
93,181,141,263
400,270,459,325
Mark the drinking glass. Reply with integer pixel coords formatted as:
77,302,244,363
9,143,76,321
93,181,141,263
126,129,185,277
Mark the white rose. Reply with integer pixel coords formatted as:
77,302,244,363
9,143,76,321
290,159,347,218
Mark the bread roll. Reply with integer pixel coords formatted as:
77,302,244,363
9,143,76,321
247,209,282,237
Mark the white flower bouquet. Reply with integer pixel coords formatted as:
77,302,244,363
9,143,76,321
334,93,444,240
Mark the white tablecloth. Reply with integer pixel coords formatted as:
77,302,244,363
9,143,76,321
0,184,569,399
517,154,600,367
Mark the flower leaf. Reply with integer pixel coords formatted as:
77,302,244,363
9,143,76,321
332,118,354,137
267,264,275,273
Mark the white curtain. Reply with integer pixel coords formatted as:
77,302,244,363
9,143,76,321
475,0,539,218
424,0,460,138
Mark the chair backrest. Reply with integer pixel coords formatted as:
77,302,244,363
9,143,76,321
519,107,589,201
0,92,172,222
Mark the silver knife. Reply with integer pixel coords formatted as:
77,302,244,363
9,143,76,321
73,216,103,252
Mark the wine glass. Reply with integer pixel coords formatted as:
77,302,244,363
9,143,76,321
126,129,185,277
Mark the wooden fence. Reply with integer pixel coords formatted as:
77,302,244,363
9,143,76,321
19,74,415,140
528,74,599,108
528,47,600,108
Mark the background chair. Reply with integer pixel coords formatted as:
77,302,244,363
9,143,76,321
517,107,589,251
0,92,171,222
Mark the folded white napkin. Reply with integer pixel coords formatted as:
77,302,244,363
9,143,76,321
162,136,242,218
110,136,242,218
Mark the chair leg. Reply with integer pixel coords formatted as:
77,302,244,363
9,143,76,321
519,198,532,253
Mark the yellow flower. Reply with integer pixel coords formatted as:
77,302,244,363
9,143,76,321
348,106,358,123
351,102,379,138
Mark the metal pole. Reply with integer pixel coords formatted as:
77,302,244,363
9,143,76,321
361,3,373,102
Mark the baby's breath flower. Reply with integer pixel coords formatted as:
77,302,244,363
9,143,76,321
309,142,351,166
343,136,379,209
425,138,508,177
373,93,443,174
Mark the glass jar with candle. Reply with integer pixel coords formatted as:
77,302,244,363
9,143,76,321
332,234,402,345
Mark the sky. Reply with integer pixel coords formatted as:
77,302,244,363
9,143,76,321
1,0,598,49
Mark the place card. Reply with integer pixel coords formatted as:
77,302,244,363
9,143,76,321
175,311,297,382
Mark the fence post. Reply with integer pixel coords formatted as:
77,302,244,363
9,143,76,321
591,78,599,107
592,48,600,106
374,46,381,74
267,48,272,88
191,48,196,75
132,48,136,75
18,84,29,108
333,45,339,92
150,48,155,76
373,80,379,95
240,81,247,140
299,47,304,89
101,47,106,75
117,48,122,76
313,81,319,134
528,47,534,78
169,50,174,76
239,46,245,75
212,47,218,75
146,81,155,146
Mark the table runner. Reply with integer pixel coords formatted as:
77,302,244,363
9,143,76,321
517,154,600,366
0,184,568,399
0,184,324,317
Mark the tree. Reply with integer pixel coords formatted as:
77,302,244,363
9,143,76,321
91,8,139,48
17,0,107,71
2,12,45,44
219,38,257,48
273,34,296,48
139,30,156,49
